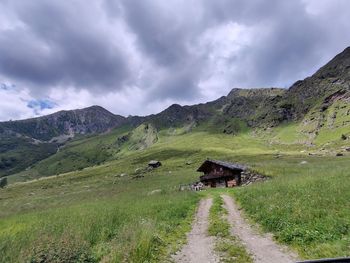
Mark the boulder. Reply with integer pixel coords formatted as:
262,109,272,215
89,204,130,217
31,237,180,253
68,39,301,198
148,189,162,195
135,167,144,173
148,160,162,168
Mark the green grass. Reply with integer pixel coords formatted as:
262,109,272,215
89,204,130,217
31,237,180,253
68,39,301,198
233,155,350,259
0,155,200,262
208,194,253,263
208,195,230,237
1,123,350,261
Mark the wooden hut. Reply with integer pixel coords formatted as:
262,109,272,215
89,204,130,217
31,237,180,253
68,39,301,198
197,159,245,188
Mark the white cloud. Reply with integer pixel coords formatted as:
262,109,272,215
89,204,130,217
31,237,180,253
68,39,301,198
197,22,255,99
0,85,34,121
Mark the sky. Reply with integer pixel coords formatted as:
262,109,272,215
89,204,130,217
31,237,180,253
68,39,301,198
1,0,350,121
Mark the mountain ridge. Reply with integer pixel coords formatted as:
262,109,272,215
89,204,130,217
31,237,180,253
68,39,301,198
2,46,350,141
1,46,350,179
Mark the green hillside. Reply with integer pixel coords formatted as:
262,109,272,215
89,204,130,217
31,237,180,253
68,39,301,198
1,125,350,262
0,136,58,178
1,47,350,262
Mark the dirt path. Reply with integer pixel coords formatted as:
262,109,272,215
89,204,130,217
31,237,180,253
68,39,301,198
222,194,298,263
172,198,219,263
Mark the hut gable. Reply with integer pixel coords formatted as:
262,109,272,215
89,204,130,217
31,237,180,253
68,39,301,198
197,159,246,188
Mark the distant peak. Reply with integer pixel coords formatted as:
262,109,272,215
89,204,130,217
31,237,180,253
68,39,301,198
167,103,183,110
85,105,107,110
343,46,350,53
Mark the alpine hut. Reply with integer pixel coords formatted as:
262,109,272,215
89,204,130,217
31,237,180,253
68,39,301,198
197,159,245,188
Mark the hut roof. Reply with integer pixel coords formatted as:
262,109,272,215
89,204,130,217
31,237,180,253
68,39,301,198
197,159,246,172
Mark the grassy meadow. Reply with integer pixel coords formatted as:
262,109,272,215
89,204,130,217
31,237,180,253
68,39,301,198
1,124,350,262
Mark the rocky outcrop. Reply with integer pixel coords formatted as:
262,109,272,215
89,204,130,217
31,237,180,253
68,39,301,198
286,47,350,120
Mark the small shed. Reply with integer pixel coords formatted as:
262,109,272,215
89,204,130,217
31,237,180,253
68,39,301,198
197,159,246,188
148,160,162,168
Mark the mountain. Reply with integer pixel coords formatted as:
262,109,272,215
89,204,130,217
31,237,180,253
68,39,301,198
284,47,350,119
1,46,350,180
0,106,127,177
0,105,126,142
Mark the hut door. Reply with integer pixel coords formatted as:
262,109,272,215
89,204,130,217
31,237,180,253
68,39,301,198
210,181,216,188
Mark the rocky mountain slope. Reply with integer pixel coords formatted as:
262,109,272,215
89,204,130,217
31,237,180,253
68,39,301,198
285,46,350,119
0,105,126,142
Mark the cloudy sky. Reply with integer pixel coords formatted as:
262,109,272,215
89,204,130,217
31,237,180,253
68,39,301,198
1,0,350,121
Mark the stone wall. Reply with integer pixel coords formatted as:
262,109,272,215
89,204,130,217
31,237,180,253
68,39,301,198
240,170,268,186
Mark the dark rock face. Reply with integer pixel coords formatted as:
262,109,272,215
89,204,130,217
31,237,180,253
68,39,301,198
223,88,287,126
286,47,350,119
144,103,211,129
0,106,126,141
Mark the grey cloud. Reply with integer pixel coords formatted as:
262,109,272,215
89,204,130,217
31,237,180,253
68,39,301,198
0,0,350,117
0,1,130,94
201,0,350,87
118,0,198,66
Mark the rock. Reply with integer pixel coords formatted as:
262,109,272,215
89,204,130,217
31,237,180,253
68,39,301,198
135,167,143,173
346,147,350,152
241,170,268,186
148,189,162,195
132,174,145,179
300,161,308,165
0,177,7,188
114,173,127,177
186,161,192,165
148,160,162,168
336,153,344,156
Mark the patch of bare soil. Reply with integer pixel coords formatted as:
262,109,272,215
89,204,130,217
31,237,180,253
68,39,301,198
172,198,219,263
222,194,299,263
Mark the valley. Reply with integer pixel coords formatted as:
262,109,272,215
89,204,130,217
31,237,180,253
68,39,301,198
1,47,350,262
1,127,350,262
